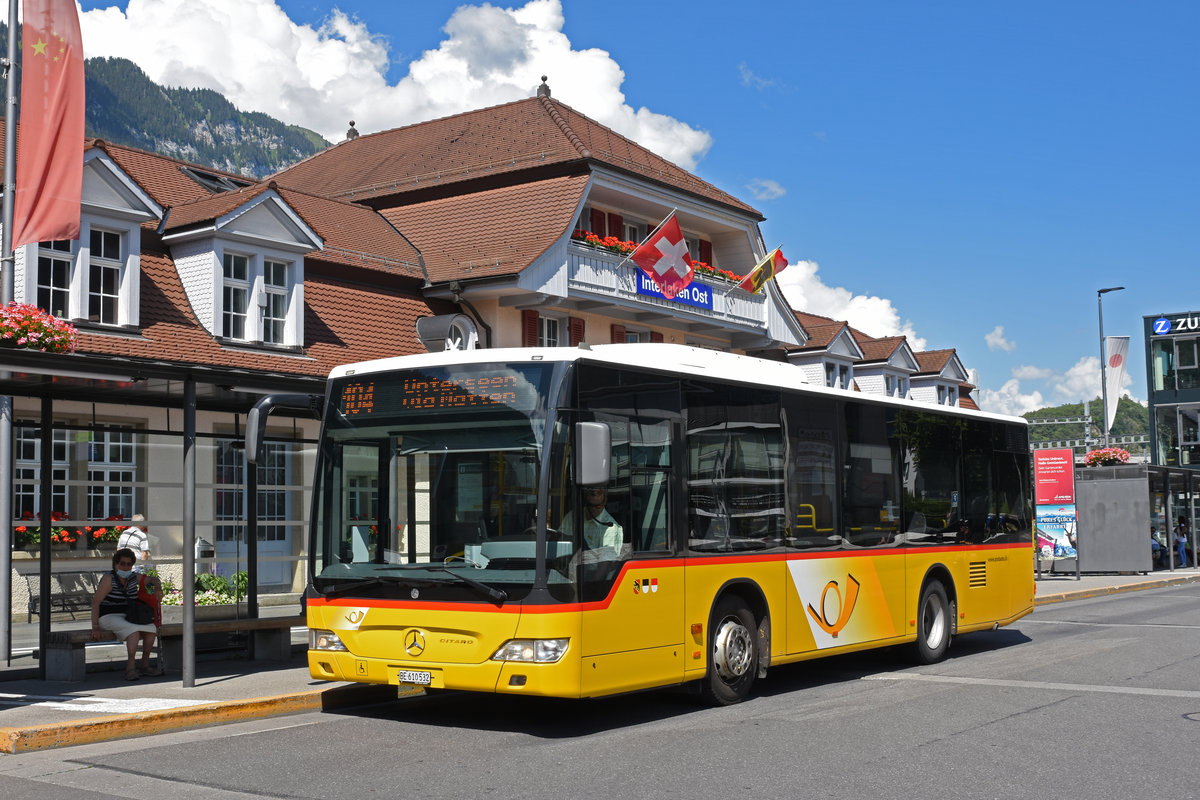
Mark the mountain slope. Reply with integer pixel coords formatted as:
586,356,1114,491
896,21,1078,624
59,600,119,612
82,57,328,178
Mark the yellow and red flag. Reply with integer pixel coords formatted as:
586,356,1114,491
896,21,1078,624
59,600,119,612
737,247,788,294
14,0,85,248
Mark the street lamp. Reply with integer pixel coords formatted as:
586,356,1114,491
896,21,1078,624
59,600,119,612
1097,286,1125,448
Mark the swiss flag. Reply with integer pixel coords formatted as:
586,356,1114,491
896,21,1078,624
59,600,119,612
14,0,86,248
630,214,693,300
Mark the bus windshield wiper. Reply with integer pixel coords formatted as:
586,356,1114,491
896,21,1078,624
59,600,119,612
381,565,508,605
318,575,407,598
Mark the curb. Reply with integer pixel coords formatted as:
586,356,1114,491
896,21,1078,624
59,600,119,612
1034,572,1200,606
0,683,407,754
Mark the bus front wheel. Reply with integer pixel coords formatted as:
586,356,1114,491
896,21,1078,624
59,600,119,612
701,597,758,705
913,581,950,664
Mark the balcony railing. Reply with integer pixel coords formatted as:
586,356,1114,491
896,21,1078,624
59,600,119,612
567,241,764,328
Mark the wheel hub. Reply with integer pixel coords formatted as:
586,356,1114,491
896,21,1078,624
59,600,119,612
712,618,754,681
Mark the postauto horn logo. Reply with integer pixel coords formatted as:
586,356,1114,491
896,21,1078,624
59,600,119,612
806,574,861,638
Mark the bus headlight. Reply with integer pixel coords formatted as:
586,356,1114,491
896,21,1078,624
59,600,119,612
491,639,569,663
310,628,348,651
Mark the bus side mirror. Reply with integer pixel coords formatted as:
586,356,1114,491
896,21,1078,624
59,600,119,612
575,422,611,486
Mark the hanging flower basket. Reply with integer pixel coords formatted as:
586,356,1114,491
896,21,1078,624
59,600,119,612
0,302,78,354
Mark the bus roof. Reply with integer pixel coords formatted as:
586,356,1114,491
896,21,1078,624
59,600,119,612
328,343,1026,426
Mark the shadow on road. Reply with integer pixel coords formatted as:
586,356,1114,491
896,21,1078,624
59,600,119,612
326,628,1032,738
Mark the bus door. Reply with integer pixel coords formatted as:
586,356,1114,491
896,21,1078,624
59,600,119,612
575,410,684,697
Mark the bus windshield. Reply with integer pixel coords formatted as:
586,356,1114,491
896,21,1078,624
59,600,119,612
310,361,564,603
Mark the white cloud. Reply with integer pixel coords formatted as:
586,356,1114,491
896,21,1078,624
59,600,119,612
738,62,774,90
985,325,1015,352
79,0,713,169
1053,356,1101,403
978,378,1044,417
776,259,927,351
746,179,786,201
1013,364,1053,381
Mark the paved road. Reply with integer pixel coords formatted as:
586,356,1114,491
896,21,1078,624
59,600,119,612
4,582,1199,799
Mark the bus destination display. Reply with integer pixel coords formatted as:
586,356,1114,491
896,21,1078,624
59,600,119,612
338,373,520,417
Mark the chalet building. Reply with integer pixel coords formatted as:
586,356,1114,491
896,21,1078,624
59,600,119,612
2,82,978,621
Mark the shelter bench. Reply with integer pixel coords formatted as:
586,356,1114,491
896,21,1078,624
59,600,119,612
24,571,99,623
43,614,306,682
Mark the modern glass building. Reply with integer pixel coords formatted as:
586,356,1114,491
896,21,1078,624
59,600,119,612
1144,310,1200,542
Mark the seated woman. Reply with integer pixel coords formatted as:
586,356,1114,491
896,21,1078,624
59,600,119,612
91,547,162,680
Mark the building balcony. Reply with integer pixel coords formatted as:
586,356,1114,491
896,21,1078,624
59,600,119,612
566,241,765,330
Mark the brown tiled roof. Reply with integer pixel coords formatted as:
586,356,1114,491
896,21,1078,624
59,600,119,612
271,96,759,217
91,139,251,209
75,239,444,376
958,384,980,411
381,173,590,283
855,334,908,363
160,183,425,279
915,349,955,375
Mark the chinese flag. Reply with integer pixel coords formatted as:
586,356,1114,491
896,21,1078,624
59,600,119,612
13,0,85,248
630,213,694,300
737,247,788,294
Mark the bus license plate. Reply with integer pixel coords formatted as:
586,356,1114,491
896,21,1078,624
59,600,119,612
397,669,432,686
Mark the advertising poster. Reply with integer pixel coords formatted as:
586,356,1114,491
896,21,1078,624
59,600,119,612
1036,504,1078,560
1033,448,1076,505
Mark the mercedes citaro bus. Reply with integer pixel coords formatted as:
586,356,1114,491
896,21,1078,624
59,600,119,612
248,344,1033,705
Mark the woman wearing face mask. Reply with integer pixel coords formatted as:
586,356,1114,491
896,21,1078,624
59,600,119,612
91,547,162,680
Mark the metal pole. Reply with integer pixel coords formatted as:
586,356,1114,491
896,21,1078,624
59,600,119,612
37,396,51,679
182,378,196,687
1098,292,1109,449
0,0,20,667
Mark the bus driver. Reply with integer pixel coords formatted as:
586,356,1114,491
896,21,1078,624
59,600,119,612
562,486,624,555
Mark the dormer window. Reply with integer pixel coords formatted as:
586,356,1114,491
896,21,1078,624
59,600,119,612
263,260,289,345
222,253,250,339
88,229,122,324
213,247,301,347
37,239,72,318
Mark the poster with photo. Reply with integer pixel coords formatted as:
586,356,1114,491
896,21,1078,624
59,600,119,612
1036,504,1078,560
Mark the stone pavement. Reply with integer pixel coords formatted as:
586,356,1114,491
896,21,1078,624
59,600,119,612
2,567,1199,754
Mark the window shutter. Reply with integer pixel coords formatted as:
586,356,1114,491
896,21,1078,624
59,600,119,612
650,331,664,343
610,324,626,344
522,309,539,347
699,239,712,265
590,208,607,236
608,213,623,240
569,317,585,346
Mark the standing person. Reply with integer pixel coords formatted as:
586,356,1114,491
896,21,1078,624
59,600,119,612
91,548,162,680
1176,517,1191,568
117,514,151,573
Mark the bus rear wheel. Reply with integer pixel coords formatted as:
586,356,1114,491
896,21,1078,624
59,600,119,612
701,597,758,705
913,581,950,664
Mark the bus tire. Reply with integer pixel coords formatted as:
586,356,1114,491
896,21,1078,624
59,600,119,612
701,597,758,705
913,581,950,664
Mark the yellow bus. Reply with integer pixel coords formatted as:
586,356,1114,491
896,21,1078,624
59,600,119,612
256,343,1033,705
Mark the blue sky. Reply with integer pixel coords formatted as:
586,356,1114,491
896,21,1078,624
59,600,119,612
74,0,1199,416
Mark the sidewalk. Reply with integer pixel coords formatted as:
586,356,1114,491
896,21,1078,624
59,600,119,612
4,568,1200,754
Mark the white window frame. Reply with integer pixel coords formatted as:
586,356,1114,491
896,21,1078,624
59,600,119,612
222,252,251,340
538,316,561,347
88,228,122,324
35,240,73,319
262,259,289,345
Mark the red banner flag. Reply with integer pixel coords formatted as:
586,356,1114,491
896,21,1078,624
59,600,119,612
630,213,693,300
737,248,788,294
13,0,86,248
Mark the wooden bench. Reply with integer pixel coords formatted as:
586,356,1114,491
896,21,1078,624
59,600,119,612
43,614,307,682
25,571,99,623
